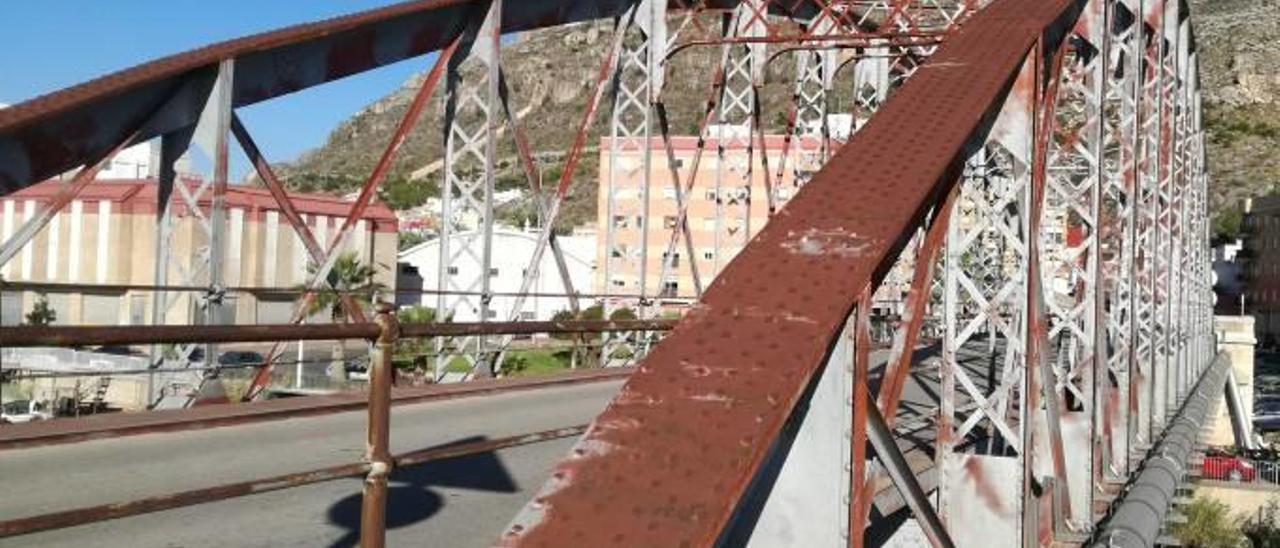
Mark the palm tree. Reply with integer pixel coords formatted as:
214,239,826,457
296,252,386,381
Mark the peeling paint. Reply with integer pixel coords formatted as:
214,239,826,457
781,228,875,258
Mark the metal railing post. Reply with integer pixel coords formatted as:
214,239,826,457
360,301,397,548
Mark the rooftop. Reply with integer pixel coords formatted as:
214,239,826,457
4,178,397,222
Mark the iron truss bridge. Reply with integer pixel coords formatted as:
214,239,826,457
0,0,1231,546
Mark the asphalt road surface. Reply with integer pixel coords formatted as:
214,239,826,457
0,380,623,548
0,339,997,547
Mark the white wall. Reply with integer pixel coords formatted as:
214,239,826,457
97,142,155,180
398,227,596,322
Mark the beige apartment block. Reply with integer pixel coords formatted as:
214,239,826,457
0,179,398,327
594,134,1081,320
596,134,820,303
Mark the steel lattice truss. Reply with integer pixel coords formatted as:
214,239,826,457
0,0,1219,545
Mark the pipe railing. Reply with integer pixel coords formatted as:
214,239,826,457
1091,353,1232,548
0,318,677,348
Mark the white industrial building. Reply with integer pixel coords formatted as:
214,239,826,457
398,227,597,322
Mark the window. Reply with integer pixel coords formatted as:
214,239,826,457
612,215,629,229
485,310,498,319
663,252,680,267
520,311,536,320
447,266,459,275
704,189,718,201
489,268,499,277
635,216,644,228
660,280,679,297
702,250,715,261
672,158,685,169
663,216,678,229
611,278,626,288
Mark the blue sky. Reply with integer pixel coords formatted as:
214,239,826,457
0,1,431,179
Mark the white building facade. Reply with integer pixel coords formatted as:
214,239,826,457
398,227,597,322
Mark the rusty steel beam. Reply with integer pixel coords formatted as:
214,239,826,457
0,424,588,538
0,319,675,348
499,0,1086,544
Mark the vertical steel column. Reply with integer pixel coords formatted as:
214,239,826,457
148,127,197,404
711,0,765,275
438,0,502,378
1173,16,1192,402
1130,1,1162,450
148,62,235,409
202,60,234,385
1039,0,1107,525
850,45,891,131
602,0,664,367
937,51,1035,548
1153,0,1180,424
1099,0,1142,484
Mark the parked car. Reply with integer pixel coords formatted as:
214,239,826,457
1202,450,1257,482
218,351,265,367
1,400,53,424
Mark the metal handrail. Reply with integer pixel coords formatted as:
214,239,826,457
0,319,677,348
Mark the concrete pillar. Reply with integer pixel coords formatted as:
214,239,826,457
1207,315,1255,447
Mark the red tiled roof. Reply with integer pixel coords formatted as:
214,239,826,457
5,178,397,223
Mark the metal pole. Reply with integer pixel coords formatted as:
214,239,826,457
866,402,955,548
1224,367,1255,450
360,301,397,548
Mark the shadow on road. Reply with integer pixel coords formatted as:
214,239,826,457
325,436,520,548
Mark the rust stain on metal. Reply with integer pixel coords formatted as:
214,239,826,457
502,0,1080,545
963,457,1009,517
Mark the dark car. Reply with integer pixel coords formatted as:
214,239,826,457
94,345,140,356
218,351,265,367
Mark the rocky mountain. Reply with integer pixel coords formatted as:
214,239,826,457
274,19,800,232
1192,0,1280,236
277,4,1278,239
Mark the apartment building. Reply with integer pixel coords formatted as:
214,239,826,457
0,179,398,326
1240,195,1280,345
596,134,816,304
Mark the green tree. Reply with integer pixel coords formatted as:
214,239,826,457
1240,499,1280,548
296,252,386,379
1213,207,1244,244
398,231,427,251
547,304,612,368
608,307,637,321
1173,497,1245,548
24,294,57,326
395,305,438,371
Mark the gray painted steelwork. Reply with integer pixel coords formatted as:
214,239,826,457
1091,353,1230,548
